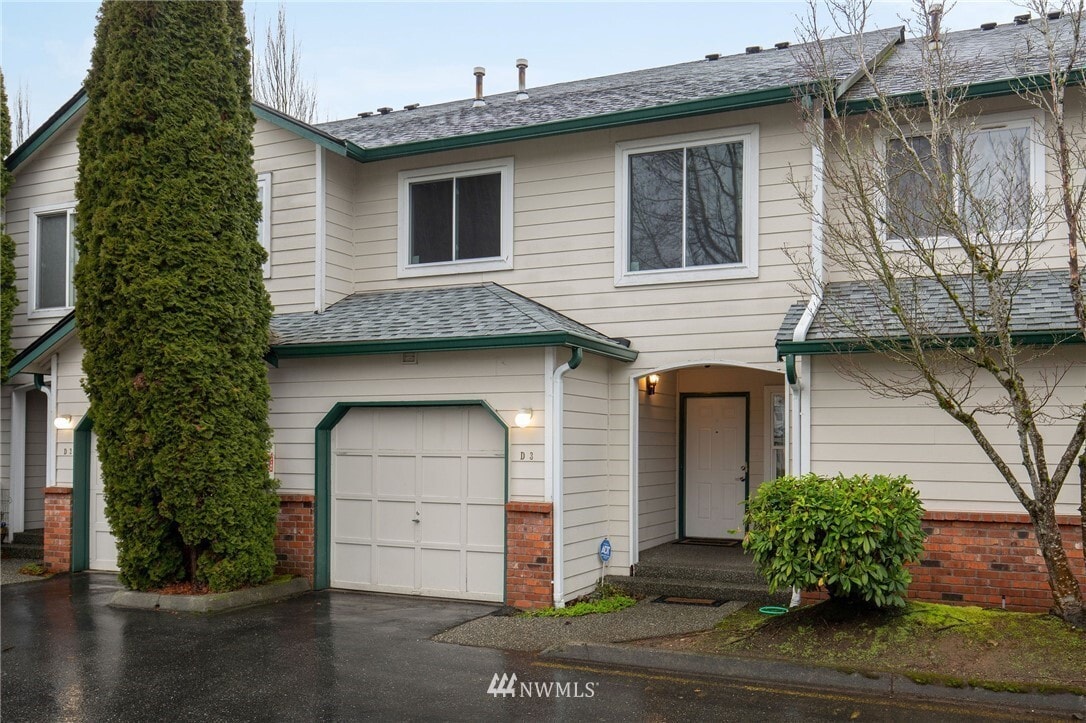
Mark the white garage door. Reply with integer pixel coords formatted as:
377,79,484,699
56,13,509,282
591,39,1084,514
89,433,120,571
331,406,506,601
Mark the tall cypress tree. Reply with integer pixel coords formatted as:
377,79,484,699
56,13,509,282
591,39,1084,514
75,1,277,591
1,72,15,381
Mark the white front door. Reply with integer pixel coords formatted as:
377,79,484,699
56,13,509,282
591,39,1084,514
331,406,505,602
684,396,746,539
88,433,120,571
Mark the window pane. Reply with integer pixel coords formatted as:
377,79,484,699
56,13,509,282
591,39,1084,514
410,180,454,263
886,136,949,239
37,213,68,308
455,173,501,260
629,149,683,271
964,127,1030,231
771,392,785,448
686,142,743,265
68,214,78,305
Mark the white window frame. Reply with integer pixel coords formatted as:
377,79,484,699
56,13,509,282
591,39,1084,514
256,172,272,278
397,157,515,278
763,386,786,483
615,126,759,286
880,110,1045,250
28,202,78,319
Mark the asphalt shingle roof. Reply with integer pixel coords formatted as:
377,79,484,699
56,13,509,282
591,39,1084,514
316,28,903,150
776,269,1080,346
271,282,632,354
846,13,1086,100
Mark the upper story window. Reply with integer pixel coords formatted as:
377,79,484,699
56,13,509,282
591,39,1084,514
257,172,272,278
884,111,1043,246
29,203,77,316
615,126,759,286
397,158,514,278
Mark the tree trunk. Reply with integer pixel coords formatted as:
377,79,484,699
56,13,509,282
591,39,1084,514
1030,503,1085,626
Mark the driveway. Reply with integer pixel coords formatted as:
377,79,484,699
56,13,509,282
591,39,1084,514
2,573,1069,722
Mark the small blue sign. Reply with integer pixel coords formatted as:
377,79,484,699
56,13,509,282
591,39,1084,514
598,538,612,563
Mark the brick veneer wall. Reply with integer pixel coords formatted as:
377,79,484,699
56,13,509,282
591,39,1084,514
43,487,72,573
275,494,315,583
908,512,1084,612
802,511,1085,612
506,501,553,609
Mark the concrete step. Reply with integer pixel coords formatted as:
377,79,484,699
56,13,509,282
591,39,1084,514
633,562,767,586
605,575,789,605
1,542,45,560
11,529,44,546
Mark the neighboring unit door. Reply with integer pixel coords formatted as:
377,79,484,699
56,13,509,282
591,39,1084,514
88,433,120,571
683,396,747,539
331,406,505,602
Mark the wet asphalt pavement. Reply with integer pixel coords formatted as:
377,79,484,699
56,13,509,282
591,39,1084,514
0,573,1071,722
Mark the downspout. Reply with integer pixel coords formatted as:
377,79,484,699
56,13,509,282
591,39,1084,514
551,346,583,609
787,98,826,608
314,144,327,313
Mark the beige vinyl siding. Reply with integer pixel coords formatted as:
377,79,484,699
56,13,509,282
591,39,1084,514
54,339,90,488
349,106,809,371
324,152,355,307
809,350,1083,515
5,117,81,353
0,387,10,508
637,372,678,551
253,119,317,313
560,353,614,600
267,348,546,500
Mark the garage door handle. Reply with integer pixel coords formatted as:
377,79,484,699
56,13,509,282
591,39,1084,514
413,512,421,523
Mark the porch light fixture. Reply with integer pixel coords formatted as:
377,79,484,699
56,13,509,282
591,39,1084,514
514,409,533,428
54,415,74,430
645,374,660,396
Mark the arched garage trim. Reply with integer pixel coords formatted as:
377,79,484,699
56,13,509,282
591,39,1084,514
313,400,510,591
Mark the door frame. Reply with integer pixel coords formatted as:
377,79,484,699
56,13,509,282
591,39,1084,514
314,400,509,593
71,415,94,571
677,392,750,539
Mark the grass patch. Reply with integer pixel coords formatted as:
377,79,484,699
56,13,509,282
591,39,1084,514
641,599,1086,694
521,593,637,618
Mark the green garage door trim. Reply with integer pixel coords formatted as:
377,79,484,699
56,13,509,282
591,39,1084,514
314,400,510,592
71,415,94,572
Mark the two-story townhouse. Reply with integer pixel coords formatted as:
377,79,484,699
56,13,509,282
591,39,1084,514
2,15,1081,611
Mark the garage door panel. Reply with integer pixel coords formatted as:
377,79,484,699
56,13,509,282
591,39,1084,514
467,551,504,597
467,457,504,500
333,454,373,495
375,408,415,450
334,498,372,540
376,545,415,588
375,456,415,497
376,500,416,541
421,408,462,451
333,542,372,584
466,505,504,547
418,502,461,545
420,548,462,591
335,411,374,450
421,456,462,498
468,411,503,451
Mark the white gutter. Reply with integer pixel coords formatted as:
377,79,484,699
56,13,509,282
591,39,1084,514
314,144,327,313
550,347,583,609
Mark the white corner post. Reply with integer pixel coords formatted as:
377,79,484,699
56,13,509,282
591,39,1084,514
314,144,327,313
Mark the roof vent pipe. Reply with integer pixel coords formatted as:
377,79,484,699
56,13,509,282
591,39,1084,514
928,3,943,43
516,58,529,101
473,66,486,108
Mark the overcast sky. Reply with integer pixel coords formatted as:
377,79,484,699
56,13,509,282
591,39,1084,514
3,0,1022,137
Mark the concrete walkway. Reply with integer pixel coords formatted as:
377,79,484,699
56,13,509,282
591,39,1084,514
0,557,52,586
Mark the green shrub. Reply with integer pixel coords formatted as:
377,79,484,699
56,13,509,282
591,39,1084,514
743,473,925,608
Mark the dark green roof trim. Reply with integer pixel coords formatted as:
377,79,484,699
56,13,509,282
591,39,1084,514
840,69,1086,114
353,85,802,162
271,331,639,363
8,313,76,378
777,330,1084,358
6,91,88,171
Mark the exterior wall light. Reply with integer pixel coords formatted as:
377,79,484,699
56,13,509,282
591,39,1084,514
54,415,75,430
514,409,533,428
645,374,660,396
